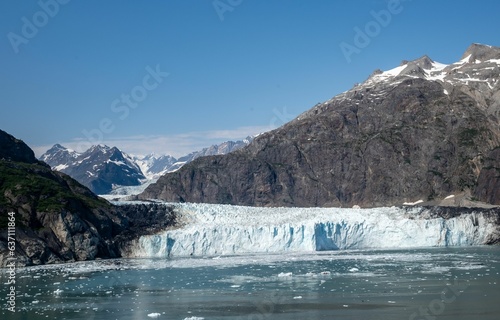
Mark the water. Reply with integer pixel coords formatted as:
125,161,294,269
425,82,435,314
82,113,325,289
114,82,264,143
1,247,499,320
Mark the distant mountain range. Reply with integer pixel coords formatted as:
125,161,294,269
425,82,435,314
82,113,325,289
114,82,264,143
39,136,254,194
138,43,500,207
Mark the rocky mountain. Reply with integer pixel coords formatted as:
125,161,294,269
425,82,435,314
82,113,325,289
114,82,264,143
138,43,500,207
40,144,146,195
0,129,176,267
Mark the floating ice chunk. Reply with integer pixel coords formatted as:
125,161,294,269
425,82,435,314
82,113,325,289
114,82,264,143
349,268,359,272
293,296,303,299
278,272,293,277
147,313,161,318
53,289,63,295
184,317,205,320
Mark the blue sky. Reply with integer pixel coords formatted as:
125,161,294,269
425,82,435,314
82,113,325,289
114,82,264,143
1,0,499,157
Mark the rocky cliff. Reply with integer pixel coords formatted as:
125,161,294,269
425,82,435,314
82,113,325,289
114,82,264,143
0,130,176,267
139,44,500,207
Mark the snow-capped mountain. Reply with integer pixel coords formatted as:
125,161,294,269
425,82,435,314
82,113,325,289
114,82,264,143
133,154,178,180
139,43,500,207
39,144,79,171
40,144,145,195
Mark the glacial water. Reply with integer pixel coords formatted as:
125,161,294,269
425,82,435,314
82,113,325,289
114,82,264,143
1,247,499,320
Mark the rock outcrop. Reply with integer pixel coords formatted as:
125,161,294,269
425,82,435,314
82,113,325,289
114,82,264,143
139,44,500,207
474,148,500,205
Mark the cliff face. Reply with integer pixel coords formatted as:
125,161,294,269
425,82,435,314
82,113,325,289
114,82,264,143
474,148,500,204
139,44,500,207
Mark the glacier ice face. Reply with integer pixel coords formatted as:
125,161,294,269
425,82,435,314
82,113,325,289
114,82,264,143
129,203,498,258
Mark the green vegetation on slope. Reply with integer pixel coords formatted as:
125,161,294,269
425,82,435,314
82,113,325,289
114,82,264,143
0,160,109,229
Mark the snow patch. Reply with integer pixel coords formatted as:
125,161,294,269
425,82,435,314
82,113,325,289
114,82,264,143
403,200,424,206
53,164,68,171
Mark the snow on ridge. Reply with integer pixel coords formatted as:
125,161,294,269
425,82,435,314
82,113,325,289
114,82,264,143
430,61,448,71
368,59,450,85
459,54,472,65
379,64,407,79
360,52,499,91
130,203,497,258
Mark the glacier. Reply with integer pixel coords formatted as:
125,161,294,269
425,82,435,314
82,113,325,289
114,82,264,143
129,203,499,258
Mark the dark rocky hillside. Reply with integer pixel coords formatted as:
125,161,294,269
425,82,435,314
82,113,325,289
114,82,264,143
0,129,176,267
139,44,500,207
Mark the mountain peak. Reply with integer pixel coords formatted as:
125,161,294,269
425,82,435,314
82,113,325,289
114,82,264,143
401,55,434,69
52,143,66,150
89,144,111,153
461,43,500,62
